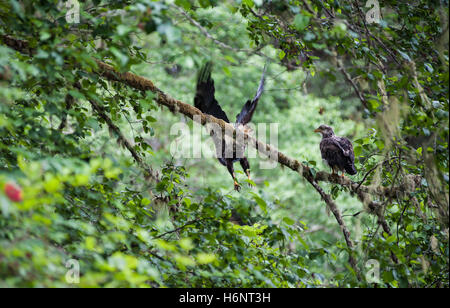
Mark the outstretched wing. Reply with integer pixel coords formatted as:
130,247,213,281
235,64,267,125
194,62,230,123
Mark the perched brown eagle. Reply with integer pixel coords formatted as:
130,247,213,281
314,124,357,176
195,62,266,191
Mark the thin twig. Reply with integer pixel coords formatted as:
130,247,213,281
356,156,400,191
337,58,369,110
172,4,271,61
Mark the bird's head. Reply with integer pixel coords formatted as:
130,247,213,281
314,124,335,138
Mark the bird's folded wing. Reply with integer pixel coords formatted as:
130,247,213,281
331,137,354,158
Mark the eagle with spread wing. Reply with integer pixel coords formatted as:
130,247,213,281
314,124,357,176
194,62,266,191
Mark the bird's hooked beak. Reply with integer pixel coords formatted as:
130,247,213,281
314,128,321,133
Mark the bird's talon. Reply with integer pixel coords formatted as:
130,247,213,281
234,182,241,192
246,175,254,187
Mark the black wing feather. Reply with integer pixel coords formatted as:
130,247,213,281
235,64,267,125
194,62,230,123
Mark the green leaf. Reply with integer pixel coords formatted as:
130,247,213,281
222,66,232,77
293,14,310,31
43,176,61,193
242,0,254,7
297,235,309,251
198,0,211,8
175,0,191,10
354,146,362,157
251,193,267,214
196,253,217,264
398,50,411,62
283,217,295,225
416,147,423,156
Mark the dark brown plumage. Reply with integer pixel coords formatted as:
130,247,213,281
194,62,266,191
314,124,357,176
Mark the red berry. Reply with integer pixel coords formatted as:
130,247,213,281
4,182,23,202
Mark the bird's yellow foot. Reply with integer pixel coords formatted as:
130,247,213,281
331,168,340,179
234,180,241,192
245,170,254,188
247,176,256,188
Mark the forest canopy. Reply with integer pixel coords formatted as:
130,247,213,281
0,0,448,288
